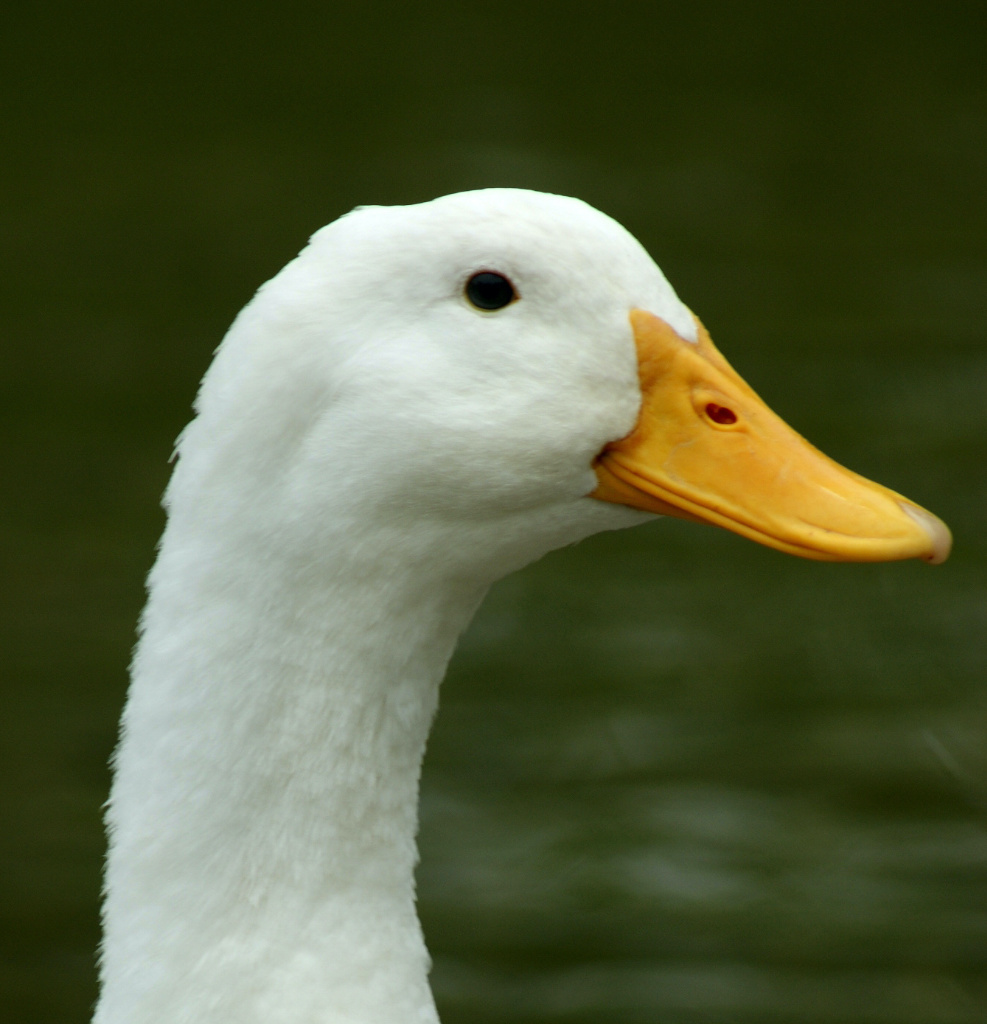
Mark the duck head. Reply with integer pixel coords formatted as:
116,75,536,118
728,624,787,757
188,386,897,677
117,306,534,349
187,188,949,570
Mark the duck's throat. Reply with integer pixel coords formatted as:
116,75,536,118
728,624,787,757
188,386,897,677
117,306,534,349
96,531,486,1024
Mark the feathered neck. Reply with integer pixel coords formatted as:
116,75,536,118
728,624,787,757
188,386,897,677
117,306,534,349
96,498,493,1024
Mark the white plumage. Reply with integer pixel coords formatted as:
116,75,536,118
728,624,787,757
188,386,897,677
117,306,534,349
95,188,946,1024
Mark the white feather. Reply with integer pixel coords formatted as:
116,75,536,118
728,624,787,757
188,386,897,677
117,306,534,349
96,189,695,1024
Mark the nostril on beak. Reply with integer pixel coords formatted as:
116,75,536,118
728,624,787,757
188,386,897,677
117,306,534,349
705,403,737,425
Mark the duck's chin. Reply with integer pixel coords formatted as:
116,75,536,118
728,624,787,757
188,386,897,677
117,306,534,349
471,496,659,584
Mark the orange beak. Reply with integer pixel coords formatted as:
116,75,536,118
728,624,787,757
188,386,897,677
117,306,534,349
592,310,951,564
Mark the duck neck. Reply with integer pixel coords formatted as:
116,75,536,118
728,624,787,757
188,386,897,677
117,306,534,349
96,515,488,1024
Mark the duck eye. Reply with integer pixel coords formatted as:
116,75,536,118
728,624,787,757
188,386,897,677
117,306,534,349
465,272,516,311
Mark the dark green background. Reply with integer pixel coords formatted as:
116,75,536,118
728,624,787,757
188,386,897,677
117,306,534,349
3,2,985,1021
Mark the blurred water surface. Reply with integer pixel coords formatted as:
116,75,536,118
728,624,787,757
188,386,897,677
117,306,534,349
2,2,985,1021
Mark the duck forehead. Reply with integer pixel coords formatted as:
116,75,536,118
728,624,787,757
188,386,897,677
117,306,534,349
310,189,695,340
427,190,696,338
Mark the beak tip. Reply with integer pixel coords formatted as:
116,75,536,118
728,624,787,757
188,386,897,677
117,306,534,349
900,501,952,565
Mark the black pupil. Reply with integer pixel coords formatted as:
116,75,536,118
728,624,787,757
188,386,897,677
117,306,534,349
466,272,515,310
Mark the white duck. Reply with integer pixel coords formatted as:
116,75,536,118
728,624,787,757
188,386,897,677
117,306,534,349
95,188,950,1024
